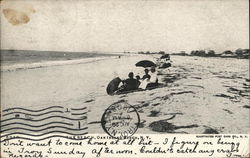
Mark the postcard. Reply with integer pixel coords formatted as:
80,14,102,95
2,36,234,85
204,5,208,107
1,0,249,157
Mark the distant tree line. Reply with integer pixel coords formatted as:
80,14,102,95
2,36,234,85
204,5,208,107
171,48,249,59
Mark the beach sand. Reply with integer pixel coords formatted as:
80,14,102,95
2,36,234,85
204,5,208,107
1,54,249,134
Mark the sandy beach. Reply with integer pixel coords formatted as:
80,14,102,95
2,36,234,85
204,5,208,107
1,54,249,135
1,1,249,157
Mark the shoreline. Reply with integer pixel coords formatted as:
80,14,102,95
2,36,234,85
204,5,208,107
1,56,118,72
1,49,123,72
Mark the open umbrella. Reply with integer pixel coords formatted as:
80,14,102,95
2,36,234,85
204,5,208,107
106,77,122,95
135,60,156,68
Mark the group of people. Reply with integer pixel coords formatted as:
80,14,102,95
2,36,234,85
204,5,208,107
118,66,158,92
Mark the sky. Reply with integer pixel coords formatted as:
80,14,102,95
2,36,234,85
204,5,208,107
1,0,249,53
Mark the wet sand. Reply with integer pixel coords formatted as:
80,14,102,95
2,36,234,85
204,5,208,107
1,54,249,134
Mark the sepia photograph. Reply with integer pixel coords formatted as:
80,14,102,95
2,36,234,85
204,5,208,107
1,0,249,157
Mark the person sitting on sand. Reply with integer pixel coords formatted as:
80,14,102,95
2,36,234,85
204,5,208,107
142,69,151,81
120,72,138,91
135,75,141,88
146,66,158,88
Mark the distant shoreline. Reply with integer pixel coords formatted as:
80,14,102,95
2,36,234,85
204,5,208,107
0,50,124,72
0,49,122,65
1,56,119,72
